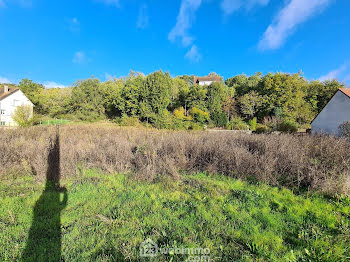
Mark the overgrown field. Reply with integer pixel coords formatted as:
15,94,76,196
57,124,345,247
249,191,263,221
1,124,350,195
1,170,349,261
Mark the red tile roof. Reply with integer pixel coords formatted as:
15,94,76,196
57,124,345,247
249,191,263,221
0,87,19,101
193,75,221,84
340,88,350,98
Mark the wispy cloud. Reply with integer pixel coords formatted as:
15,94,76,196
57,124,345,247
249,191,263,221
319,63,348,82
0,0,32,8
72,51,88,64
137,4,149,29
259,0,332,51
43,81,67,89
95,0,120,8
168,0,202,47
105,73,117,81
185,45,202,63
221,0,270,16
0,76,12,84
66,17,80,33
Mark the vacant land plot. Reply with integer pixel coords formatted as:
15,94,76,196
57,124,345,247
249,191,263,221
1,124,350,195
0,170,349,262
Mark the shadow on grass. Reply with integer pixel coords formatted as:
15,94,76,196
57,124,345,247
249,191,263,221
22,127,68,262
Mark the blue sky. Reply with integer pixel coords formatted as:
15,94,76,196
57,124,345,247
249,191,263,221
0,0,349,88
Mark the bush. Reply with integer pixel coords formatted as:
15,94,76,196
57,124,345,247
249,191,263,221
173,107,191,121
278,120,299,133
248,117,257,131
152,110,175,129
188,122,204,130
1,125,350,195
211,111,228,127
255,123,271,134
226,117,249,130
115,115,140,127
12,105,34,127
189,107,210,124
263,116,280,130
339,121,350,138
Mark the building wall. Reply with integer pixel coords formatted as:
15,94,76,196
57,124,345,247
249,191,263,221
0,90,34,126
311,91,350,135
198,81,213,86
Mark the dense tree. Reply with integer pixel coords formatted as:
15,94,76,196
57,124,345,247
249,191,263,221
69,79,105,121
17,71,345,130
239,91,264,119
139,71,173,120
18,79,45,113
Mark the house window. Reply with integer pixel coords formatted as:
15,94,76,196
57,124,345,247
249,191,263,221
0,110,5,115
0,122,5,126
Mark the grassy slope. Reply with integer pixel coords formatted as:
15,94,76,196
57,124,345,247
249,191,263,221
0,171,349,262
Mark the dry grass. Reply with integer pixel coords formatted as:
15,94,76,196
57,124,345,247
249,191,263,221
1,124,350,195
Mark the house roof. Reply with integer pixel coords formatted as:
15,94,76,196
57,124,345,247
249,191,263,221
340,88,350,98
0,87,20,101
311,88,350,124
193,75,221,83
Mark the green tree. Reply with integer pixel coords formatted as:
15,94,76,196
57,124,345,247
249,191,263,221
69,78,105,121
100,78,124,118
186,84,208,111
239,91,263,119
207,82,228,126
139,71,173,120
12,104,34,127
18,79,45,113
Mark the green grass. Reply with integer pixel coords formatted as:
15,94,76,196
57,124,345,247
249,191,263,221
0,171,349,261
38,119,70,126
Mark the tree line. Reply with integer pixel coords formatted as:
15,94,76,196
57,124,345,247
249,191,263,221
17,71,344,131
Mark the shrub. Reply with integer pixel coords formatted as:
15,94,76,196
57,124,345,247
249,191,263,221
115,115,140,127
248,117,257,131
278,119,299,133
152,110,175,129
339,121,350,138
255,123,270,134
263,116,281,131
1,125,350,195
188,122,204,130
12,105,34,127
226,117,249,130
189,107,210,124
211,111,228,127
173,107,191,121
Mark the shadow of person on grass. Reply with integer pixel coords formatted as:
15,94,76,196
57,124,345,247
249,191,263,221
22,127,68,262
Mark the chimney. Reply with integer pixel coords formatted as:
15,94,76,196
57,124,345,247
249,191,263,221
3,85,9,93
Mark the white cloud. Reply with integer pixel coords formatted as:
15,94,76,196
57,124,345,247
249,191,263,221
72,51,87,64
0,76,11,84
319,64,348,82
168,0,202,47
105,73,118,81
67,17,80,32
137,4,149,29
95,0,120,7
259,0,332,50
185,45,202,63
43,81,66,89
221,0,270,16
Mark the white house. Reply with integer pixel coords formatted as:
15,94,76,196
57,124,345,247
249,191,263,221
193,75,221,86
311,88,350,135
0,85,34,126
